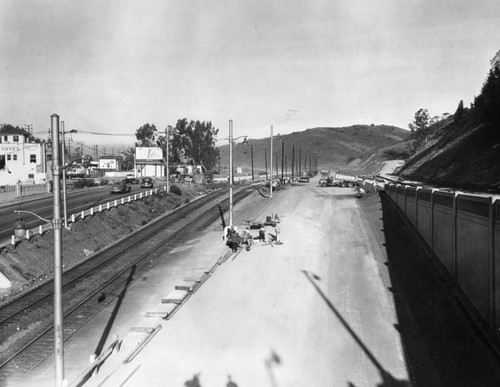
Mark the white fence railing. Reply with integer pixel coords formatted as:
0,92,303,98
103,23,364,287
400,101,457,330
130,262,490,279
12,186,167,244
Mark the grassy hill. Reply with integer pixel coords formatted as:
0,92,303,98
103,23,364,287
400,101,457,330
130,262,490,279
217,124,410,175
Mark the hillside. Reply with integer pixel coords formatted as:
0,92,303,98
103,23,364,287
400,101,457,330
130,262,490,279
398,66,500,192
398,114,500,191
218,125,410,175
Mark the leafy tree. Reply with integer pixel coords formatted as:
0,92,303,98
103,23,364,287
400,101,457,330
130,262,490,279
135,123,158,147
408,108,431,154
474,66,500,123
120,147,135,170
170,118,220,171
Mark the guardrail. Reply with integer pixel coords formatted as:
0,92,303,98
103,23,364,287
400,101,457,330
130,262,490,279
383,182,500,344
11,186,167,244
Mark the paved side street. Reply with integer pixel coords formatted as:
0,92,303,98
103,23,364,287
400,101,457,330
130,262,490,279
19,185,409,387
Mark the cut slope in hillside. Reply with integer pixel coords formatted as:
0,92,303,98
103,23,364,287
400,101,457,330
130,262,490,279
399,111,500,191
399,64,500,191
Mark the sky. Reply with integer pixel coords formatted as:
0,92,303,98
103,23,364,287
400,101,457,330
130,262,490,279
1,0,500,151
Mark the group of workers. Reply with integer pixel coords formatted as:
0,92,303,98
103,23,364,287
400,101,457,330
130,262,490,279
223,214,281,252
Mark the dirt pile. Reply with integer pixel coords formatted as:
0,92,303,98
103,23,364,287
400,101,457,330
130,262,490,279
0,185,201,301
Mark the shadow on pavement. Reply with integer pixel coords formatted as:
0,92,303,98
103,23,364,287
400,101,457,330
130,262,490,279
94,265,137,357
302,270,410,387
183,373,240,387
374,192,500,386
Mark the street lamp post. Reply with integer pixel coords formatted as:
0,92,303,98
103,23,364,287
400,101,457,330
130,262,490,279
227,119,247,228
51,114,65,387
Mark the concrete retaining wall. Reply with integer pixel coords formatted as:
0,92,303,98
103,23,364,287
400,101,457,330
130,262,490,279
385,183,500,339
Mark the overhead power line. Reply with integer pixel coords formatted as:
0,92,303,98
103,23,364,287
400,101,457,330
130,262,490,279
76,130,135,137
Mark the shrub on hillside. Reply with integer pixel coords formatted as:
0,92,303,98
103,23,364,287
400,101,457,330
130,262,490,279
474,66,500,123
73,178,97,189
169,184,182,196
100,179,109,186
454,100,464,123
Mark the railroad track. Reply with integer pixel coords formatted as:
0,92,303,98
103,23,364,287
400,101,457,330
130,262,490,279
0,185,256,384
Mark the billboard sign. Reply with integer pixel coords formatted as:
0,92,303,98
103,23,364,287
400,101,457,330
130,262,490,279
135,147,163,160
99,159,117,170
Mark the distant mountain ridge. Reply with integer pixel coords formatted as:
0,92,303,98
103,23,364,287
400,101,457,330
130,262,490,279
218,124,409,174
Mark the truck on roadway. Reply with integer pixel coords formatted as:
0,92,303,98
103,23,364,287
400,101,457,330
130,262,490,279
318,172,359,188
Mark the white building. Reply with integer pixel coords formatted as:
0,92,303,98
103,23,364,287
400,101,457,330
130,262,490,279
0,126,47,186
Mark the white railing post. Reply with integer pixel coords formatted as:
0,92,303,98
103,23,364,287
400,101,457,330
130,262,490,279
81,210,85,220
90,207,94,216
39,225,43,235
99,204,102,212
107,202,110,210
114,200,117,207
71,214,75,223
121,198,124,205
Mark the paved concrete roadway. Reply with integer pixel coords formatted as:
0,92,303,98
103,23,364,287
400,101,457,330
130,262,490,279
19,184,409,387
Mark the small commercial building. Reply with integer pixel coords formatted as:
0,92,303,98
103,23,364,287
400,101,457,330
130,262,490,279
0,126,47,186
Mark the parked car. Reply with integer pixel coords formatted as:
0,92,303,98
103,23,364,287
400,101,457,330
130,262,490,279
125,175,140,184
110,181,132,194
141,177,154,188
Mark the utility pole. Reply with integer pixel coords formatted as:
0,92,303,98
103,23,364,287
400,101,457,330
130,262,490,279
281,140,284,181
291,145,295,181
299,149,302,177
51,114,65,387
250,144,254,181
264,148,268,181
165,126,171,193
270,125,273,198
275,153,279,178
229,120,233,227
61,121,68,228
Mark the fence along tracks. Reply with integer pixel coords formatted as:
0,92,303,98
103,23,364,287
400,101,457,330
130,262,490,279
0,186,254,384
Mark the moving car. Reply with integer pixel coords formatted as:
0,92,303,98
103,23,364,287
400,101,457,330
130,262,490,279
141,177,154,188
110,181,132,194
125,175,140,184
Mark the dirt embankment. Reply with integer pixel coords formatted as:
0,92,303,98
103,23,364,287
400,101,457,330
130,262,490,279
0,185,202,301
